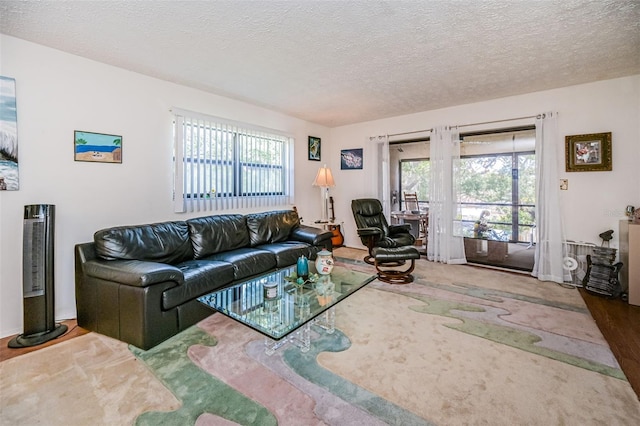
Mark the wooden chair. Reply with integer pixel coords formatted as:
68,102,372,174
403,192,427,237
403,192,419,211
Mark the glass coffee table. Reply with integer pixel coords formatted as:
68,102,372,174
198,263,375,355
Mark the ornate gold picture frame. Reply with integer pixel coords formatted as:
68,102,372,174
565,132,611,172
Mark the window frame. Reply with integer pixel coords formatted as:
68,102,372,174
172,109,294,213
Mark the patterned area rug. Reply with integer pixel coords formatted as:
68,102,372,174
130,254,640,425
2,250,640,425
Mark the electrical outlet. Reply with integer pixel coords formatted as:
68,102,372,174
560,179,568,190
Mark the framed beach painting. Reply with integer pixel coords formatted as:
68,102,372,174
340,148,363,170
74,131,122,163
0,76,19,190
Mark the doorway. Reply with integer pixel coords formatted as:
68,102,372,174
389,126,536,272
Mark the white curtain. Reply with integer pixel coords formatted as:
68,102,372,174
375,135,391,217
427,126,467,264
531,112,566,283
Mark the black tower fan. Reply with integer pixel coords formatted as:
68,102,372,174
8,205,67,348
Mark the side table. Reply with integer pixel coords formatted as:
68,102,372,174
311,220,344,248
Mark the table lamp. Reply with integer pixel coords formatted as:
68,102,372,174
312,164,335,222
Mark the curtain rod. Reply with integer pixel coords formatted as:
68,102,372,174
381,114,539,139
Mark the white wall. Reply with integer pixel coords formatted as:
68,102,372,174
0,35,330,337
329,75,640,252
2,33,638,338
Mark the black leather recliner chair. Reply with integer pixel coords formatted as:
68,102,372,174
351,198,416,264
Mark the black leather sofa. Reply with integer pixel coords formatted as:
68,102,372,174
75,210,332,349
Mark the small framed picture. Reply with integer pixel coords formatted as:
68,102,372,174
308,136,321,161
565,132,611,172
341,148,363,170
74,130,122,163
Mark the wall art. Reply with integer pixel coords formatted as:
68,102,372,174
565,132,611,172
341,148,363,170
0,76,19,190
74,130,123,163
308,136,321,161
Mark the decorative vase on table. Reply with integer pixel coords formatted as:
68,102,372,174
315,249,334,275
297,255,309,280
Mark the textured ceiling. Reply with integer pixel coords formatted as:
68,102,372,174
1,0,639,127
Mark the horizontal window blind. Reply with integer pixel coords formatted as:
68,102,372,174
172,109,294,213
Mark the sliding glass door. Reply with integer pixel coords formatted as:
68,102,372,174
458,150,535,244
391,127,536,271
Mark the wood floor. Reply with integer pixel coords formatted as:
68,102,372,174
1,293,639,400
579,288,640,398
0,319,88,362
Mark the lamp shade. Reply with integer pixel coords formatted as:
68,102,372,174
312,164,335,187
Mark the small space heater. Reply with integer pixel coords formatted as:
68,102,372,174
563,240,596,286
8,204,67,348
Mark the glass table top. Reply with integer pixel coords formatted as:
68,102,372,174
198,263,375,340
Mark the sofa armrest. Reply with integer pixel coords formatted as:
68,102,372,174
290,225,333,246
84,259,184,287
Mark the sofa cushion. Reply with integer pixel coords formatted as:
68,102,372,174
187,214,250,259
245,210,300,247
163,260,235,310
94,221,193,264
205,247,277,280
257,242,318,268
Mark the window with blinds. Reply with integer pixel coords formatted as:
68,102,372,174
172,109,294,213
